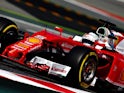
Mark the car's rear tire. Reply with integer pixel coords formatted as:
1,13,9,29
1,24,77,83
67,46,98,89
0,17,18,52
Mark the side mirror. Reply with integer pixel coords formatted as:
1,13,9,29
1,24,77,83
54,26,63,36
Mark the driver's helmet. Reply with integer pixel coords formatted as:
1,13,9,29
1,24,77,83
96,27,115,49
96,27,110,42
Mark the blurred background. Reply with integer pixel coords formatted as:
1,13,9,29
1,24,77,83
0,0,124,35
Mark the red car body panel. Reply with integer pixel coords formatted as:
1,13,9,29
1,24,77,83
1,30,82,63
1,29,124,88
95,48,124,87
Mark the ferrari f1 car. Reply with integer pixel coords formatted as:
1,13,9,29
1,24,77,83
0,17,124,92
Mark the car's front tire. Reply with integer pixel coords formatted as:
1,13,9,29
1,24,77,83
67,46,98,89
0,17,18,52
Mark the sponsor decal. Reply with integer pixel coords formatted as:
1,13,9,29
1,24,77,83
49,62,71,77
30,56,71,77
28,37,41,44
34,35,46,40
51,66,66,73
17,42,29,49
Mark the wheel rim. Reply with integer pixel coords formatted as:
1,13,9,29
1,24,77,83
82,59,96,82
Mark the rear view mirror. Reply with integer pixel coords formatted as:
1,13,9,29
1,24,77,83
54,26,63,36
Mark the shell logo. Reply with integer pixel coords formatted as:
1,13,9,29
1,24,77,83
28,37,41,44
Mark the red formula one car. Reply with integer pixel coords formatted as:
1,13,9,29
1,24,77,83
0,17,124,92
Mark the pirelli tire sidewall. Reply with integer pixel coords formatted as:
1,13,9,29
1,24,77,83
0,17,18,43
67,46,98,89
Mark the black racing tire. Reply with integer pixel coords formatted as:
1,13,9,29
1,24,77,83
66,46,98,89
0,17,18,51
